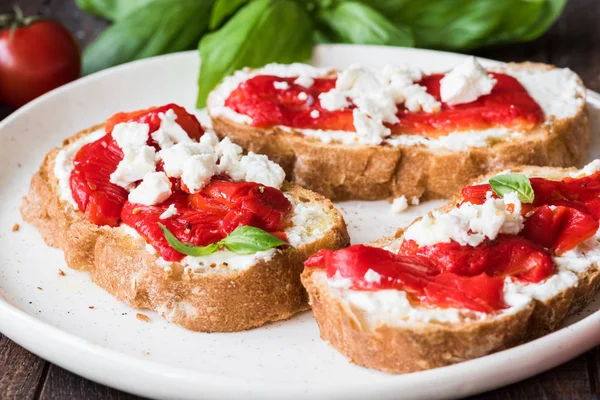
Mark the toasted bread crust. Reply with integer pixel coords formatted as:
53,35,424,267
301,164,600,373
21,126,351,332
210,62,589,201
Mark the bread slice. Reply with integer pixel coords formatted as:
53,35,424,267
208,62,589,201
301,164,600,373
21,125,350,332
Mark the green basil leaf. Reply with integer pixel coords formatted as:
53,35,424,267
517,0,566,41
209,0,248,29
83,0,214,75
391,0,508,50
220,225,288,255
489,173,535,203
480,0,545,45
196,0,314,107
317,2,413,47
75,0,155,21
159,223,220,257
357,0,564,50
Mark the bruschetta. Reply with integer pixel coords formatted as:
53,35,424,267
21,104,350,332
302,162,600,373
208,58,589,201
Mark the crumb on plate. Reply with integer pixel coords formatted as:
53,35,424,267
136,313,150,322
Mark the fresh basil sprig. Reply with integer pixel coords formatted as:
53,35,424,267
82,0,214,75
77,0,566,101
489,173,535,203
317,2,413,47
159,223,289,257
196,0,313,107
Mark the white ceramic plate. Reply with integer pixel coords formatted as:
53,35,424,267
1,45,600,400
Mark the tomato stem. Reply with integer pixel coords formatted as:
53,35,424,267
1,5,41,33
12,5,23,21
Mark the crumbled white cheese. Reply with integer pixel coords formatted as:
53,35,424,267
310,110,320,118
391,196,409,214
317,65,440,145
215,137,244,179
440,57,497,106
403,191,523,247
181,154,218,193
353,109,390,145
319,91,350,111
151,109,192,149
159,204,178,220
112,122,150,153
237,153,286,188
273,81,290,90
128,172,172,205
159,141,211,178
364,269,382,284
409,196,420,206
298,92,308,101
294,75,314,88
110,145,157,189
110,121,160,189
401,84,442,113
199,130,220,148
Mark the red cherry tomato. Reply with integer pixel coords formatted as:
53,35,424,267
0,17,80,108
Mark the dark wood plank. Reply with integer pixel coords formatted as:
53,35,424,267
38,364,145,400
546,0,600,91
0,334,48,400
472,351,599,400
476,0,600,92
592,347,600,394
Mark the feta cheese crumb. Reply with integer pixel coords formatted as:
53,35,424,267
391,196,409,214
310,110,320,118
401,84,441,113
159,204,178,220
238,153,286,188
364,269,382,284
128,172,172,205
409,196,420,206
298,92,308,101
216,137,244,179
353,109,390,145
317,64,439,144
440,57,497,106
151,109,192,148
273,81,290,90
159,142,211,178
112,122,150,153
181,154,218,193
294,75,314,88
319,91,350,110
404,191,523,247
110,146,157,189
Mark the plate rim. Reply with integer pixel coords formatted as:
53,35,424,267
1,45,600,400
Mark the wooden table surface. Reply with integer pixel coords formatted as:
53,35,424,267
1,0,600,399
